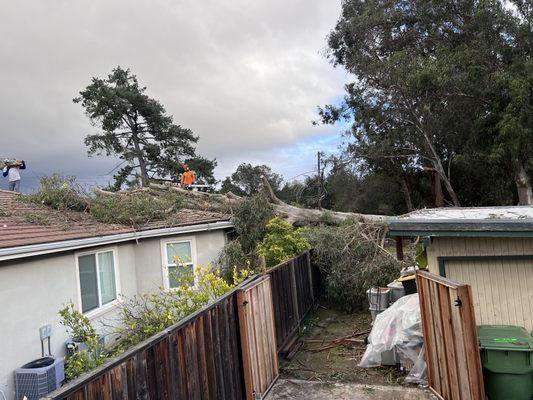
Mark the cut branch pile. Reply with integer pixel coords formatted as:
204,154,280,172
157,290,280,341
303,329,370,353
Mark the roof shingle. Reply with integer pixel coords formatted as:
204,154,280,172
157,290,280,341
0,190,230,250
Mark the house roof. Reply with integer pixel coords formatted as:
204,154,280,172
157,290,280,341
0,190,232,260
388,206,533,238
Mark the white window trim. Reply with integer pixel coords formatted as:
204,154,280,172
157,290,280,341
75,246,121,319
160,237,198,290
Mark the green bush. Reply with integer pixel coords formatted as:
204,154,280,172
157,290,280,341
305,221,403,312
218,194,274,275
59,304,107,381
59,265,251,378
26,175,89,211
233,193,274,253
258,217,310,267
113,265,251,352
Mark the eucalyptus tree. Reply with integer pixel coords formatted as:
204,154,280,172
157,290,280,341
321,0,532,205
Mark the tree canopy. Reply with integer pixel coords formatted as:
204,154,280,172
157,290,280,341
220,163,283,197
319,0,533,206
75,66,215,189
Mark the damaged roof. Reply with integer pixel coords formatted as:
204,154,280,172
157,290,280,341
0,190,232,260
388,206,533,237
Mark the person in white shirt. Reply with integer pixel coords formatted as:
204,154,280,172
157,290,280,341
2,159,26,192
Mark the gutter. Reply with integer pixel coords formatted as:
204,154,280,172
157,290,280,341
0,220,233,262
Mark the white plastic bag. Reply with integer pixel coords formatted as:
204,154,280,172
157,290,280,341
359,294,424,370
405,344,427,385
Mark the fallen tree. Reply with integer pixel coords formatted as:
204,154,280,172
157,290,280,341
144,176,386,225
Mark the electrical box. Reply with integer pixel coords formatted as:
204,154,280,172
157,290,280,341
39,324,52,341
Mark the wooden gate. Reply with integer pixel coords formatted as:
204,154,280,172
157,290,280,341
416,270,485,400
237,275,279,400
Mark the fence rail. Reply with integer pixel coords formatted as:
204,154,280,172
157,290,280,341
45,252,321,400
416,270,485,400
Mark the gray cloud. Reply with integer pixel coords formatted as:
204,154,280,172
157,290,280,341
0,0,345,188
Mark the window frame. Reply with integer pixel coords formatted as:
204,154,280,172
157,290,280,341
75,246,121,318
160,237,198,290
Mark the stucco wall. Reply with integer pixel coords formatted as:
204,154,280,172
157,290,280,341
0,228,227,400
426,237,533,331
134,229,227,293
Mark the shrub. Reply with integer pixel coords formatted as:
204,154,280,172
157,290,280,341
112,265,252,351
59,304,107,381
305,221,403,312
26,175,89,211
233,194,274,253
258,217,310,267
218,194,274,275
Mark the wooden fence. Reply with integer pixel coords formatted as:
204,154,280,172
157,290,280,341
45,252,320,400
237,276,279,400
416,270,485,400
266,251,321,354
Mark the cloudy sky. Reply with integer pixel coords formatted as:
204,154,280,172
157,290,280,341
0,0,347,190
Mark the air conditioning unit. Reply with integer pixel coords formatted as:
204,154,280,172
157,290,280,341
15,356,64,400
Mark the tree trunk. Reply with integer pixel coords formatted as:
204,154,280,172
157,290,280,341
131,130,149,187
399,173,414,212
425,167,445,207
420,131,461,206
515,159,533,205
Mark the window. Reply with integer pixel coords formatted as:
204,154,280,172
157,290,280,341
163,239,196,289
77,249,119,314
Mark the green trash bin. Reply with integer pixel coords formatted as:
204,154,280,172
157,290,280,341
478,325,533,400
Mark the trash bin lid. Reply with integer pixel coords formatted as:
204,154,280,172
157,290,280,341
478,325,533,351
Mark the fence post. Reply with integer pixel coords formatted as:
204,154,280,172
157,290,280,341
289,259,300,330
305,251,314,302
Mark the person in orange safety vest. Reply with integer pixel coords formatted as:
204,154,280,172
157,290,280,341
180,165,197,188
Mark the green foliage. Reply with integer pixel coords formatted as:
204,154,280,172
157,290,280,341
258,218,310,267
89,192,183,226
24,174,186,227
26,175,90,212
74,66,215,188
218,194,275,275
59,304,107,381
113,265,251,351
305,222,402,312
233,194,275,254
59,266,251,378
320,0,533,207
220,163,283,197
23,213,51,226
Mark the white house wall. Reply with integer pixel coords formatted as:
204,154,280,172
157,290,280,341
134,229,227,293
0,228,228,400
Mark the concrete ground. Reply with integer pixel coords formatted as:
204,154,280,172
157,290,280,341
265,379,435,400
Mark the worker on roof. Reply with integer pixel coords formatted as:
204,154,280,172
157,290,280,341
2,159,26,192
180,164,196,188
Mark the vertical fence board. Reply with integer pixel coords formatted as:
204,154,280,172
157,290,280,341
237,276,279,400
416,271,485,400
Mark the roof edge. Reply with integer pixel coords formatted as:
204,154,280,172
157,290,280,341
0,221,233,262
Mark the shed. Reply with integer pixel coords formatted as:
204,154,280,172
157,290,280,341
389,206,533,331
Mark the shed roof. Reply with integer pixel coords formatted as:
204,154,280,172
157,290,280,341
388,206,533,237
0,190,231,259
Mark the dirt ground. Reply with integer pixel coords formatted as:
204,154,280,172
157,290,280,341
279,306,407,386
270,306,435,399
